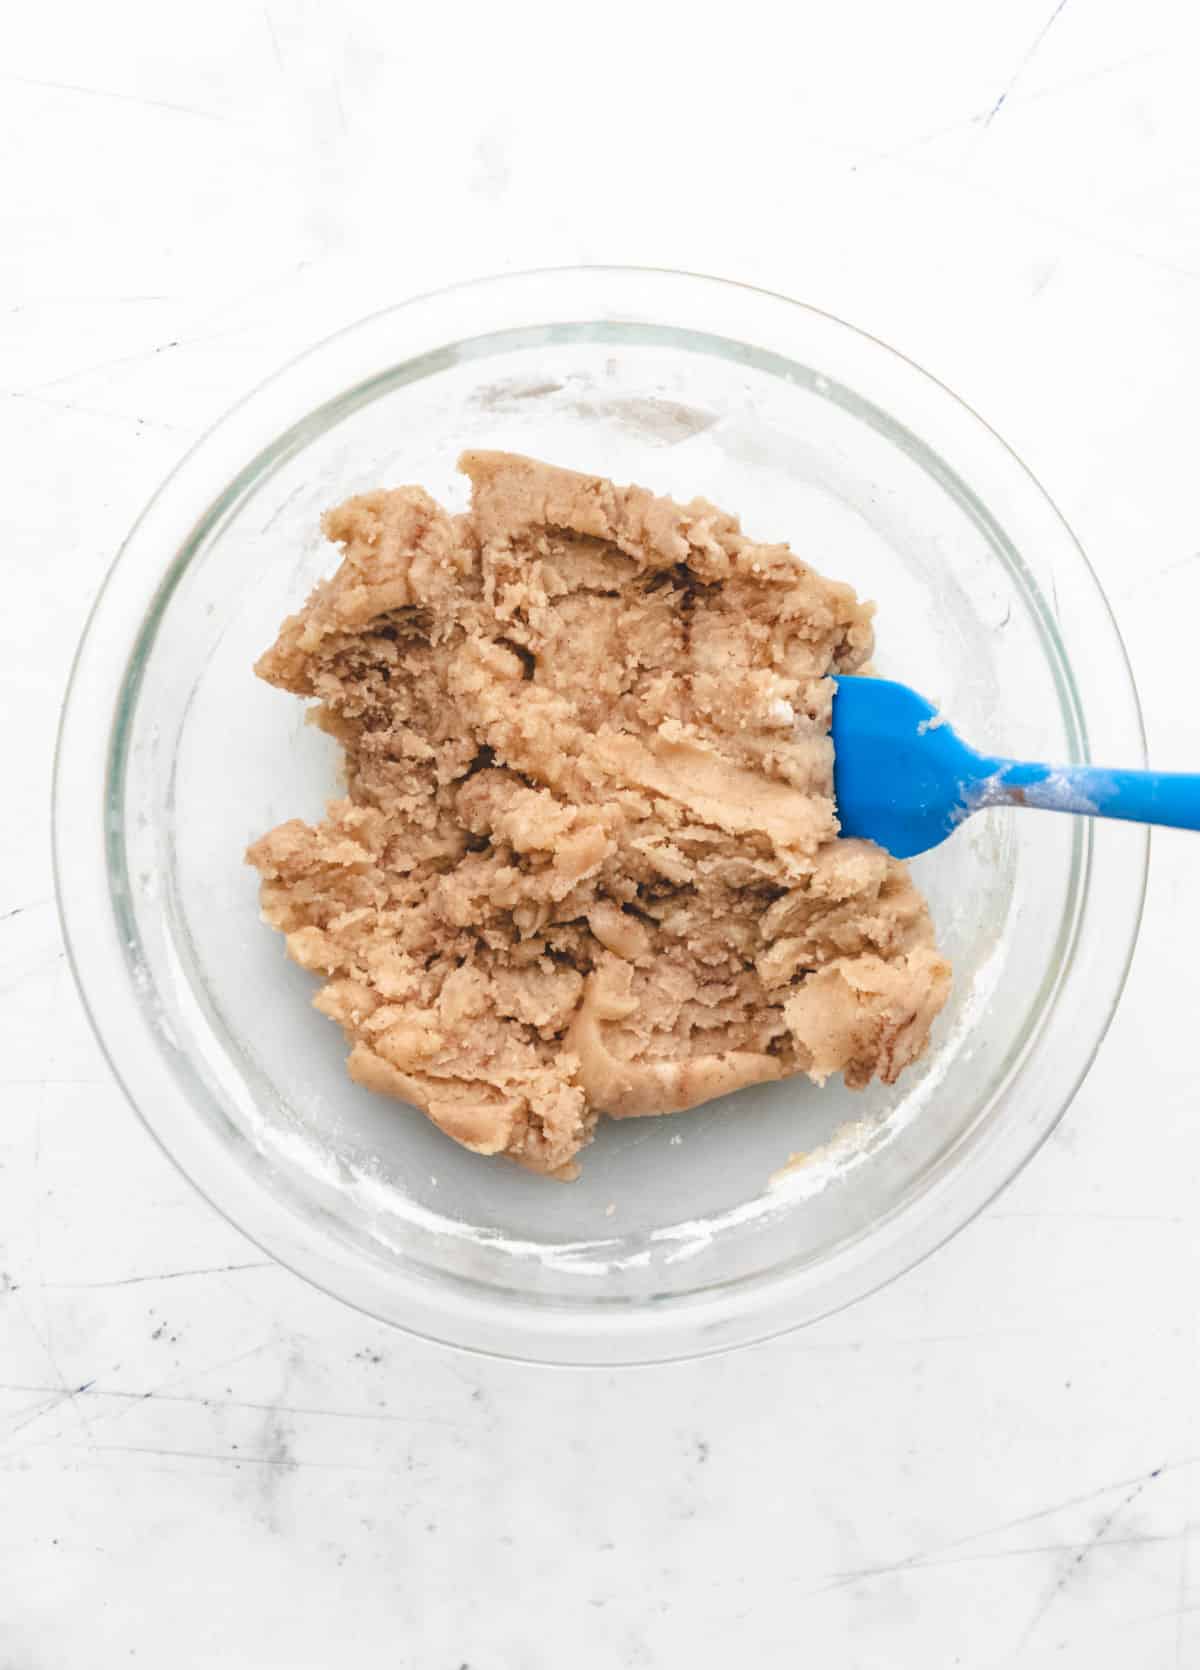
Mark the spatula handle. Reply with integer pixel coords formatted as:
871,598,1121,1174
981,759,1200,834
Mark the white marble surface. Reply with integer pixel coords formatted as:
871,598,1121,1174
3,2,1199,1663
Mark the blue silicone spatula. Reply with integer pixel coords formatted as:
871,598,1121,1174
832,675,1200,859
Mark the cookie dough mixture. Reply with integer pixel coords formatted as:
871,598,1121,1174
247,453,951,1177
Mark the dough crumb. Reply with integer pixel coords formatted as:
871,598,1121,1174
247,453,951,1177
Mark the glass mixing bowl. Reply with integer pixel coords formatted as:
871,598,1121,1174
54,268,1146,1364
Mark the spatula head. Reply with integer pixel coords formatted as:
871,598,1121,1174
831,676,988,859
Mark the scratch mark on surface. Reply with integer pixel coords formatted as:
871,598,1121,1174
20,341,183,394
0,897,51,924
46,1442,446,1477
30,1220,97,1453
11,1120,94,1454
260,483,308,535
333,77,349,140
264,8,285,73
852,49,1166,169
19,321,254,395
999,46,1162,115
802,1463,1181,1598
10,293,176,308
814,1531,1173,1591
984,0,1072,128
92,1443,321,1467
2,73,226,122
42,1340,284,1446
5,393,187,435
842,131,1200,285
1099,1589,1200,1634
0,951,66,998
2,1390,77,1440
0,1381,468,1432
1007,1469,1163,1659
1115,549,1199,599
1,1372,96,1442
43,1261,273,1290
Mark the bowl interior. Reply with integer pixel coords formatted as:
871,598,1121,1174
116,323,1083,1314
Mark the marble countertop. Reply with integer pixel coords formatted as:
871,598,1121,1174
3,2,1198,1664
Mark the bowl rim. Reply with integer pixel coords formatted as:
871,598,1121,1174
53,264,1149,1365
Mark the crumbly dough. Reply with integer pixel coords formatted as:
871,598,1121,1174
247,453,951,1177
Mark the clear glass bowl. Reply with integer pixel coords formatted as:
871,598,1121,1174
54,268,1147,1365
